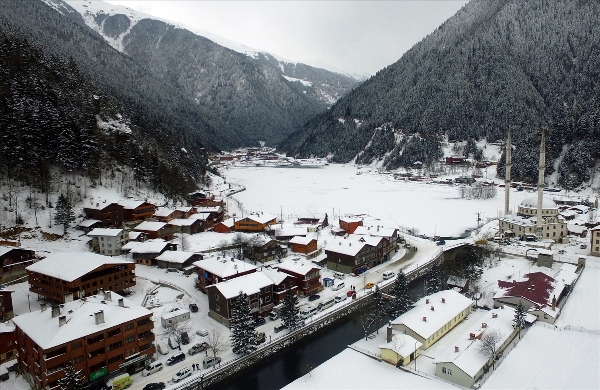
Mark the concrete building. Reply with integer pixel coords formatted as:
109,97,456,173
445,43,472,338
379,324,421,366
499,197,567,242
13,291,154,390
391,290,473,350
87,228,128,256
591,226,600,257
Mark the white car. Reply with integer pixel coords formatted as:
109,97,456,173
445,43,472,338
383,271,395,280
172,367,192,383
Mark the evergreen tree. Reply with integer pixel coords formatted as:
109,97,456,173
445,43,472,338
280,289,301,331
230,293,257,355
57,361,87,390
389,272,413,318
425,265,443,296
371,285,387,328
512,302,526,339
54,193,75,234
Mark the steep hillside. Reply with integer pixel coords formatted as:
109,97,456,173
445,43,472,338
0,0,227,200
281,0,600,188
49,0,359,145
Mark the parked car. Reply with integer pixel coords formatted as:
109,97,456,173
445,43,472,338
580,244,587,249
558,249,566,254
166,352,185,366
404,243,411,249
335,294,347,303
436,240,446,246
143,383,165,390
105,373,131,390
268,312,279,321
142,361,163,377
333,272,345,279
166,268,179,273
188,342,210,356
253,316,266,327
332,282,345,291
308,294,320,302
365,282,375,289
168,336,180,350
180,332,190,345
172,367,192,383
299,305,318,319
189,303,199,313
202,356,222,369
346,290,357,298
317,297,335,311
274,323,287,333
156,340,169,355
256,332,266,344
196,329,209,337
382,271,395,280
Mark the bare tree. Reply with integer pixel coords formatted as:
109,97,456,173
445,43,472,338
160,320,191,348
232,233,247,259
206,329,228,359
477,328,504,369
390,336,407,367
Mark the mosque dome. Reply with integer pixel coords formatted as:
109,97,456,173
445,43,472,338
520,197,557,209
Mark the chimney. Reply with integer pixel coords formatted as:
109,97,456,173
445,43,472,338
469,333,476,340
104,291,112,301
482,322,487,328
455,346,460,353
51,306,60,318
231,258,234,262
431,306,435,311
64,292,73,303
40,303,47,312
118,298,124,307
441,298,446,303
492,313,498,318
94,310,105,325
387,322,393,343
500,305,504,309
98,288,104,297
422,317,427,322
552,295,556,310
59,316,67,327
426,299,430,304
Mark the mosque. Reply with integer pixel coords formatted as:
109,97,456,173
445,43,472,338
498,130,567,242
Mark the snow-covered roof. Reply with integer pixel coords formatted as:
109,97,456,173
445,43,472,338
26,252,133,282
128,231,144,240
553,264,578,286
276,259,321,275
160,308,190,321
134,221,167,231
495,272,557,308
129,239,169,254
340,217,362,223
559,210,577,218
12,292,150,350
379,333,421,357
175,206,194,213
217,218,235,228
195,206,222,213
87,228,123,237
435,307,516,377
79,219,101,227
154,208,175,217
447,276,467,288
262,268,292,285
155,251,195,264
213,271,274,299
391,290,473,340
118,199,152,210
276,227,308,237
122,241,141,251
241,213,277,224
169,218,198,227
568,205,590,213
567,224,587,234
348,234,383,247
353,226,397,238
0,320,15,334
194,257,257,278
500,214,535,227
520,197,558,209
289,236,315,245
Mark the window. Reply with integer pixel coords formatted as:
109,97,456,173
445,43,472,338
108,354,123,365
125,336,135,344
215,304,220,312
71,341,82,350
124,323,134,331
107,341,122,351
215,294,219,300
73,355,83,364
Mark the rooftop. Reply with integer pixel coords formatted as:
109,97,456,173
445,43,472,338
129,239,170,254
78,219,101,227
87,228,123,237
213,271,274,299
26,252,133,282
118,199,152,210
276,259,321,275
289,236,316,245
135,221,167,231
155,251,195,264
495,272,557,308
194,256,257,278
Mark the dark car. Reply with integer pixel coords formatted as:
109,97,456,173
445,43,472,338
181,332,190,345
189,303,199,313
143,383,166,390
166,352,185,366
256,332,266,344
308,294,320,302
436,240,446,246
253,316,266,327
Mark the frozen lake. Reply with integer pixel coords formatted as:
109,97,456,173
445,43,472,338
222,164,533,237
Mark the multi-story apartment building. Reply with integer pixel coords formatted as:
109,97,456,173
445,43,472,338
13,291,154,390
27,253,135,303
87,228,129,256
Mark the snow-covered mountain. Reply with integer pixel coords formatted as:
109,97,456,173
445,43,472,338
40,0,361,144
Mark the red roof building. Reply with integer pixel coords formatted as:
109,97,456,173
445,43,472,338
493,272,559,311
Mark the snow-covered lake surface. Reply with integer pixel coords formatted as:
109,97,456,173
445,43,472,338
222,164,530,238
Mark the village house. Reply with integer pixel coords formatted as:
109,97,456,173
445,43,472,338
275,226,308,241
13,291,154,390
0,288,15,321
82,203,125,228
174,206,196,219
248,237,280,263
445,155,467,165
86,228,128,256
128,231,147,243
339,217,363,234
169,218,204,235
354,225,400,256
590,226,600,256
275,260,322,297
325,236,379,274
153,208,175,222
194,256,258,292
288,236,318,256
78,219,103,233
391,290,473,350
0,321,16,366
0,246,36,285
207,272,275,326
195,206,224,226
213,218,234,233
234,213,277,233
294,213,329,228
187,191,225,208
133,221,176,241
160,308,191,328
379,325,421,367
127,240,176,266
434,306,519,388
155,251,201,270
262,268,298,305
26,253,135,303
118,200,156,222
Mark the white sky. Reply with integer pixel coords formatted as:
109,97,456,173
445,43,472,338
104,1,468,76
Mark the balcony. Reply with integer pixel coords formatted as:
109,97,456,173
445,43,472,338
136,321,154,334
87,353,106,367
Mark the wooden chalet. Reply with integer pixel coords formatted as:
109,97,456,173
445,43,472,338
289,236,318,255
128,240,176,266
0,247,36,285
0,320,16,366
0,288,14,321
275,260,322,297
118,200,156,222
194,257,257,292
82,203,125,228
325,236,379,274
133,221,176,241
339,217,363,234
214,218,234,233
234,213,277,233
262,268,298,304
